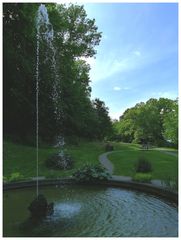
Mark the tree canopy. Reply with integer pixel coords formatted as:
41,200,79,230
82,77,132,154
113,98,178,147
3,3,113,144
3,3,177,147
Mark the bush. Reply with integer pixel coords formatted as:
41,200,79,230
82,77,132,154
105,143,114,151
132,173,152,183
45,152,73,170
135,157,152,173
73,164,111,182
8,172,24,182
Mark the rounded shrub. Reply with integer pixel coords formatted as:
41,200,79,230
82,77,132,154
105,143,114,152
73,164,111,182
135,156,152,173
45,152,73,170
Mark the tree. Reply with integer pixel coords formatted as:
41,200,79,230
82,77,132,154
133,101,162,145
113,107,137,142
3,3,104,144
92,98,113,140
113,97,178,146
163,100,178,146
3,3,38,143
38,3,102,142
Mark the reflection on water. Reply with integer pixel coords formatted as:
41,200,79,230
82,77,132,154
3,185,178,237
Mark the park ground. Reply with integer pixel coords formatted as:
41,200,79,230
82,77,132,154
3,140,178,183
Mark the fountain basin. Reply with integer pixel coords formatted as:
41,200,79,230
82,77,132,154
3,179,178,237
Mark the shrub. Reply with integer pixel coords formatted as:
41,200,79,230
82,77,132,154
134,157,152,173
45,152,73,170
73,164,111,182
8,172,24,182
132,173,152,183
105,143,114,151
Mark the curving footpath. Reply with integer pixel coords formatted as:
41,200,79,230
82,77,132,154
98,150,175,188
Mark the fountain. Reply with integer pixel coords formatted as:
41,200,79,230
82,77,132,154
36,4,71,174
32,3,59,216
3,3,178,237
29,2,73,217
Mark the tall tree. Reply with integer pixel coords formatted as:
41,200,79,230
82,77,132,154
3,3,104,144
113,97,178,146
92,98,113,140
133,100,162,144
163,99,178,145
3,3,38,142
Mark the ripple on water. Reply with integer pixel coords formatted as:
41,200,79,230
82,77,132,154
47,202,81,221
3,185,178,237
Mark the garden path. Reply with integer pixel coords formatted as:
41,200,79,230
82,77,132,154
158,150,178,157
98,151,166,188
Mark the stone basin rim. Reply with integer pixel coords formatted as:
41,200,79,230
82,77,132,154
3,177,178,204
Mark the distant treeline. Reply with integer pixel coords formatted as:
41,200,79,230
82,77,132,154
113,98,178,147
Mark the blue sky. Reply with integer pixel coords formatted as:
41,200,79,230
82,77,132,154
83,3,178,119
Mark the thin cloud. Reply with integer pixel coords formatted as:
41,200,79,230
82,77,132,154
113,87,121,91
90,52,142,83
133,50,141,56
113,86,130,91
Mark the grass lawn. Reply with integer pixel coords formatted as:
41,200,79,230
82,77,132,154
3,140,178,183
108,147,178,181
3,140,105,181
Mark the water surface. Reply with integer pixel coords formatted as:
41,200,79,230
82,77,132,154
3,185,178,237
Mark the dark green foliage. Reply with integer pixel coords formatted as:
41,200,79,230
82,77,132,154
92,98,113,140
45,152,73,170
105,143,114,151
163,100,178,146
135,157,152,173
65,135,80,145
3,3,113,144
28,194,54,219
3,3,38,143
73,164,111,182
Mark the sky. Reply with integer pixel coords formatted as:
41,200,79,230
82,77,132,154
83,3,178,120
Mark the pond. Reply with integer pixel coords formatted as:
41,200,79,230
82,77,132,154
3,184,178,237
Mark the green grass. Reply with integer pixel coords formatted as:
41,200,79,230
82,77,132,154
3,140,178,183
109,148,178,181
3,140,105,181
111,142,141,151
